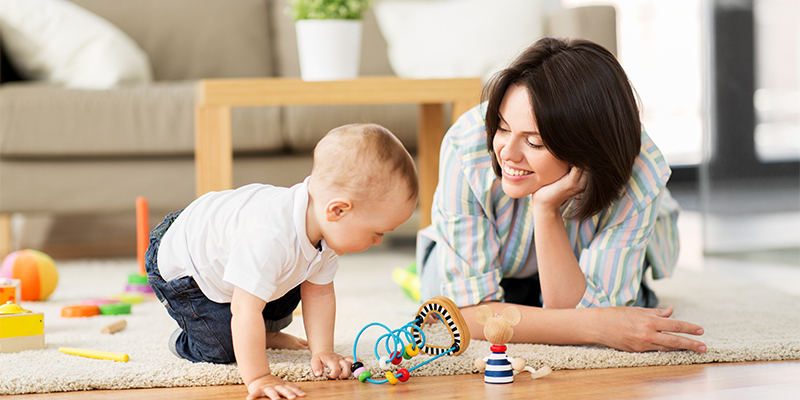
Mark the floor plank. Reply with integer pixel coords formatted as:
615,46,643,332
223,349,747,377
13,360,800,399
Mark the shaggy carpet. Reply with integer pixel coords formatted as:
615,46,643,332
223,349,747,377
1,251,798,394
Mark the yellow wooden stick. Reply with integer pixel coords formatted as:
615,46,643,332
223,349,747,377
59,347,129,362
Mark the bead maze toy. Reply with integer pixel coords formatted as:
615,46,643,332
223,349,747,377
0,301,44,353
473,305,551,383
350,296,470,385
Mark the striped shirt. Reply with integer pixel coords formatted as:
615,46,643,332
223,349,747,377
417,104,680,308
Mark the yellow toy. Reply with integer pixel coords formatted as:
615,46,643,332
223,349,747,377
474,305,551,384
0,278,21,304
59,347,129,362
0,301,45,353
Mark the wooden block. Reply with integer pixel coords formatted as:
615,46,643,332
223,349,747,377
0,312,44,339
0,334,44,353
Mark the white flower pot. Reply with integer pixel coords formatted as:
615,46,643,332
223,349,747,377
295,19,362,81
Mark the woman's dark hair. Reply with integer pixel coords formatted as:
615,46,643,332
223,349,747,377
483,37,641,221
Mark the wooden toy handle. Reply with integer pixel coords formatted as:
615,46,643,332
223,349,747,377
101,319,127,334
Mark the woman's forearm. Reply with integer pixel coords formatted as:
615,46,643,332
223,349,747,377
460,302,594,345
459,302,706,353
533,207,586,308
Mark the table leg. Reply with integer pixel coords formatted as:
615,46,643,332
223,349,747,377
452,100,474,125
0,213,11,260
195,105,233,197
418,103,446,229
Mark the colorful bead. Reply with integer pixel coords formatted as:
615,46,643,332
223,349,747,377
405,343,420,357
402,347,412,360
354,366,367,378
390,351,403,365
385,371,399,385
357,370,372,382
397,368,410,382
379,356,391,370
350,361,364,373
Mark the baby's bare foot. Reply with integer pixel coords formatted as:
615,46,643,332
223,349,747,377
265,332,309,350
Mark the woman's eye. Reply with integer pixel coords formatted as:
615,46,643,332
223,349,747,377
526,139,544,149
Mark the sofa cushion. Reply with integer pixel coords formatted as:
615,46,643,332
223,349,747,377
69,0,273,80
0,156,314,214
0,0,152,89
0,81,283,157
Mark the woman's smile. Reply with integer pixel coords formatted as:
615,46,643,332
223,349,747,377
502,162,533,178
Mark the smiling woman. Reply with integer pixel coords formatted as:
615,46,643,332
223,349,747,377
490,84,571,200
416,37,701,354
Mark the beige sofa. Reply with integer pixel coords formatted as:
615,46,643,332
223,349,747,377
0,0,616,258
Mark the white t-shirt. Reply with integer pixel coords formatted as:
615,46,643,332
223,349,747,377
157,178,338,304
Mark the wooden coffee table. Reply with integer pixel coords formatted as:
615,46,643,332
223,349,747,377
194,76,481,228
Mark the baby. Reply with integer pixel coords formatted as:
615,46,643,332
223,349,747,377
145,123,418,399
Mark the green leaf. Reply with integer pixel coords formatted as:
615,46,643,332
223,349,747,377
287,0,373,21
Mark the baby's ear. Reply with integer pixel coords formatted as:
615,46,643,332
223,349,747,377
474,305,493,326
501,306,521,326
325,198,352,221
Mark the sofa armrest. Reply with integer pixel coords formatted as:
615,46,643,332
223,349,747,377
545,5,617,56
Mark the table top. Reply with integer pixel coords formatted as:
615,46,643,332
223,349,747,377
196,76,483,107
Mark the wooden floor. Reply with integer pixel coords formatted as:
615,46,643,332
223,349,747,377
13,360,800,399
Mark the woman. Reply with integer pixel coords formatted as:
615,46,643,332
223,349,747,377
418,37,705,353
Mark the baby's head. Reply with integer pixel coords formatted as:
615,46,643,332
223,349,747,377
308,123,418,255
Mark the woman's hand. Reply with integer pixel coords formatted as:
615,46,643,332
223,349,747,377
593,306,707,353
530,167,587,213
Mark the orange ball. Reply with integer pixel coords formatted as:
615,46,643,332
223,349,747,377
1,250,59,301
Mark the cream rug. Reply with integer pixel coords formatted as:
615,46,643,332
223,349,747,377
1,251,799,395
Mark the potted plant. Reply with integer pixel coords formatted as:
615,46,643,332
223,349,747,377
288,0,372,81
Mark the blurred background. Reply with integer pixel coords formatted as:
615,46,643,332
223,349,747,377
1,0,797,266
567,0,799,264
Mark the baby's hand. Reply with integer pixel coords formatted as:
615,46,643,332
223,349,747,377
246,374,305,400
310,351,353,379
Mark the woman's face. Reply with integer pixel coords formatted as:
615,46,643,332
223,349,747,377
492,84,570,199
